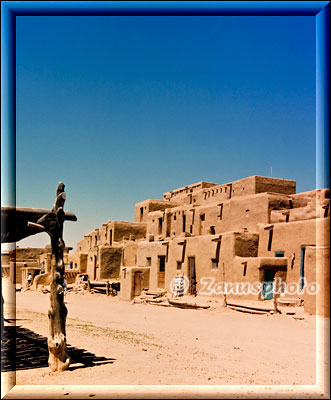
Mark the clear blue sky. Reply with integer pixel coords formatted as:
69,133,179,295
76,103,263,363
15,15,316,249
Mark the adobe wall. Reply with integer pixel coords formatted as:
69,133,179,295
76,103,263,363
86,248,98,279
255,176,296,195
134,199,182,223
134,232,258,297
143,193,273,239
191,193,271,236
230,176,256,198
15,248,44,284
303,245,330,316
163,182,217,204
99,246,122,280
227,257,261,301
122,240,138,266
77,235,92,252
257,217,330,300
119,266,150,301
111,221,146,243
136,240,167,290
270,189,330,223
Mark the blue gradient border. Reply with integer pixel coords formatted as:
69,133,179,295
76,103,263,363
1,1,330,396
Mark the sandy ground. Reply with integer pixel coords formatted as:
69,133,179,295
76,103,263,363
2,285,325,391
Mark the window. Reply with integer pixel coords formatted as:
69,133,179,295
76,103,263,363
140,207,143,222
324,205,329,218
177,261,182,270
159,256,166,272
267,229,273,251
158,217,163,235
300,246,306,289
182,214,186,233
275,251,285,257
210,226,215,234
242,262,247,276
219,204,223,220
146,257,151,267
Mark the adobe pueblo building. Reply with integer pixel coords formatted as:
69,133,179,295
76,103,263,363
70,176,330,316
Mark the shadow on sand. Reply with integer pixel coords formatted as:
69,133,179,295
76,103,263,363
1,325,115,372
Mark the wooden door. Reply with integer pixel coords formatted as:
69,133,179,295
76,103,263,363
158,256,166,288
134,271,143,297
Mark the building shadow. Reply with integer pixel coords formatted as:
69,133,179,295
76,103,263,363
1,325,115,372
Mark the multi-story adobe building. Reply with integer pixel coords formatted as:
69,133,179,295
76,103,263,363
1,246,76,288
70,175,330,316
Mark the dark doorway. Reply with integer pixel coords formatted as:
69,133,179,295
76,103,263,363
94,255,98,280
158,256,166,288
188,257,197,296
262,269,275,300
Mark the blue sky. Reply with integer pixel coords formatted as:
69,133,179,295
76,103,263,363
15,15,316,249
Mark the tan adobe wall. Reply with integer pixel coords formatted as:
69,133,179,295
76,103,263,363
99,246,122,280
136,240,168,290
255,176,296,195
270,188,330,223
86,248,98,279
134,232,258,296
134,199,182,223
122,241,138,266
230,176,256,198
15,247,44,284
77,235,92,252
98,224,109,246
119,266,150,301
163,182,217,203
110,221,146,243
257,217,330,299
303,244,330,317
144,192,291,239
161,176,297,206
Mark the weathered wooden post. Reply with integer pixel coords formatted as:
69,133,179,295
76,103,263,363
36,182,71,371
2,183,76,373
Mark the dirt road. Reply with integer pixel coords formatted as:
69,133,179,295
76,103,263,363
1,289,321,388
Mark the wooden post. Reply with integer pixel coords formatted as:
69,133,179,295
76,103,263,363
106,281,109,296
87,280,91,292
37,182,71,372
